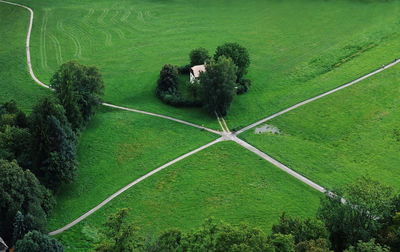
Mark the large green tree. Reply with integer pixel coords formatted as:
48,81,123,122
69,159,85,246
271,212,328,244
200,56,237,116
214,42,250,81
157,64,179,94
50,60,105,130
14,231,63,252
29,97,77,190
190,47,210,66
318,177,396,251
0,101,32,169
0,160,52,244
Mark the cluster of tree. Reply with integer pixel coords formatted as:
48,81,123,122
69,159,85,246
156,43,251,116
93,176,400,251
0,60,104,250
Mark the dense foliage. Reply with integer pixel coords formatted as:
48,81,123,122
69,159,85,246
92,176,400,252
200,56,237,116
1,60,103,249
318,177,399,251
0,160,53,243
156,64,201,107
29,97,77,190
0,101,31,169
190,47,210,66
50,60,105,131
214,42,250,81
14,230,63,252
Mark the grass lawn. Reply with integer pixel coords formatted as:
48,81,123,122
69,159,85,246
48,106,217,232
241,64,400,190
52,141,321,251
5,0,400,129
0,3,50,111
2,0,400,249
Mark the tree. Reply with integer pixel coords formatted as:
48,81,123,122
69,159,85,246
13,211,26,244
14,231,63,252
272,212,328,244
94,208,144,251
29,97,77,190
50,60,105,130
0,101,32,169
214,42,250,81
295,238,330,252
0,160,51,244
344,239,389,252
318,177,396,251
200,56,237,116
269,233,296,252
157,64,179,94
190,47,210,66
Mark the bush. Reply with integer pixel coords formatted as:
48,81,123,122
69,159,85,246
178,64,191,75
157,64,179,93
236,78,251,95
190,47,210,66
157,91,201,107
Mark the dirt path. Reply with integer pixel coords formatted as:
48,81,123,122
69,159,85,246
235,60,400,135
1,0,397,237
48,138,222,236
0,0,220,135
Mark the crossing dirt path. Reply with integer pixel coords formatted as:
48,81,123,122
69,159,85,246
1,0,398,236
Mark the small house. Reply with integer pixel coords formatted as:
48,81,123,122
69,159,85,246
0,237,8,252
190,64,206,83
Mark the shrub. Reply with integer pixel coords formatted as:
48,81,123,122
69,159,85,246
178,64,191,75
157,64,179,93
236,78,251,95
190,47,210,66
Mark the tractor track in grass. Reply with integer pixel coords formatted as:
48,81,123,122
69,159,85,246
0,0,219,134
1,0,398,237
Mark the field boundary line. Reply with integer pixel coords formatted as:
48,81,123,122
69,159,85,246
0,0,220,135
48,138,222,236
235,59,400,135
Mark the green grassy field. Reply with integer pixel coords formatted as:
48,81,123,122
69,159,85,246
8,0,400,129
241,64,400,190
47,106,217,231
1,0,400,250
0,3,50,111
52,141,321,250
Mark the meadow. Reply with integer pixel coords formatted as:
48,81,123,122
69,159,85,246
1,0,400,250
51,141,321,250
241,64,400,190
19,0,400,129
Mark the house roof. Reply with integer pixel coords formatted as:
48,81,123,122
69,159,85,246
0,237,8,250
191,64,206,78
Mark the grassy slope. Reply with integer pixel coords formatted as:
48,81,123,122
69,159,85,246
48,106,217,231
241,64,400,190
54,141,321,251
14,0,400,129
0,3,50,111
